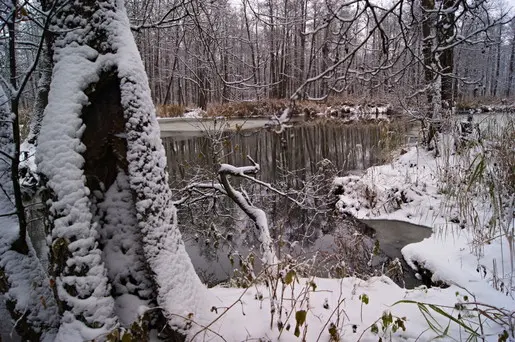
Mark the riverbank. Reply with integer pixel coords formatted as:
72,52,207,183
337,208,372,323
157,99,398,119
334,143,512,291
157,98,515,123
157,105,397,137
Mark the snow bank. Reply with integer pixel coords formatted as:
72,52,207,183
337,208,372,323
333,141,514,319
183,108,206,118
323,105,392,122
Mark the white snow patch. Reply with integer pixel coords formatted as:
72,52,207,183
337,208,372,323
183,108,205,118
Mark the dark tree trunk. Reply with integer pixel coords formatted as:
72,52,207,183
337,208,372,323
493,25,502,97
421,0,435,115
7,0,29,255
440,0,455,107
508,22,515,97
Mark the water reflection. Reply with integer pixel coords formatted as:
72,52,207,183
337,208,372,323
162,120,415,286
163,121,410,186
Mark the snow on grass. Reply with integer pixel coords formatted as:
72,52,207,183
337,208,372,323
200,275,510,341
333,146,447,227
332,128,514,298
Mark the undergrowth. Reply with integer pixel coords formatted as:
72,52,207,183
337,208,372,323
436,115,514,295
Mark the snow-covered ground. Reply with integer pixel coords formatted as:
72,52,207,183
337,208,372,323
192,122,514,341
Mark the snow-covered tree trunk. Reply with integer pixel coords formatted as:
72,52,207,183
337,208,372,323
112,0,209,332
0,85,59,341
36,0,208,338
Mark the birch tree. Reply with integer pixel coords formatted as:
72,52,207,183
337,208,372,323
0,81,59,342
0,1,59,339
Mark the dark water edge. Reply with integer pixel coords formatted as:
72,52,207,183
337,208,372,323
362,219,432,288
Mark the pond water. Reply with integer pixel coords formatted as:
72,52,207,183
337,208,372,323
160,119,431,288
362,219,432,288
182,218,432,289
162,119,412,186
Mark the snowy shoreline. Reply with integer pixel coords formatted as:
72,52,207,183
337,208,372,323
197,134,514,341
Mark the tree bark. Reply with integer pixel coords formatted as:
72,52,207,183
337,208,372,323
0,82,59,342
421,0,435,114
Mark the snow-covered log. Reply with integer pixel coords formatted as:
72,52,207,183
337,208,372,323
218,159,278,266
0,84,59,341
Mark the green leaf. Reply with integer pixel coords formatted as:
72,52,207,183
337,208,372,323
360,294,369,305
373,240,380,255
428,304,479,336
284,270,296,285
417,303,442,333
122,332,132,342
498,330,509,342
328,323,339,339
381,311,393,328
371,323,379,334
309,280,317,291
395,317,406,332
294,325,300,337
295,310,307,326
466,155,485,192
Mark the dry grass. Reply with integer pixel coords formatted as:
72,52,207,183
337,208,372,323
206,99,298,117
206,98,392,118
157,96,396,119
156,104,186,117
455,96,515,111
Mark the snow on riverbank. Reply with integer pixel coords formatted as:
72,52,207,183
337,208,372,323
197,139,514,341
336,143,513,293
